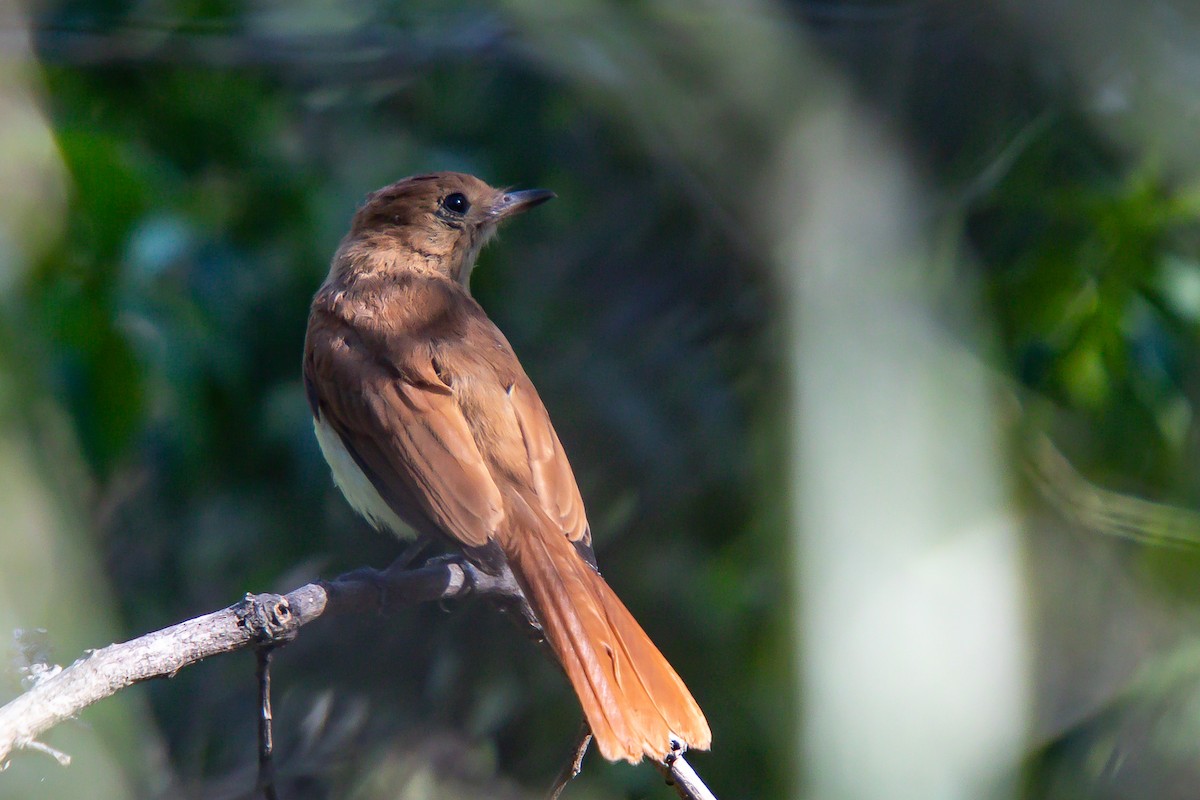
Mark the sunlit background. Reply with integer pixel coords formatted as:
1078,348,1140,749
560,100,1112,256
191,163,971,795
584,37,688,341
4,1,1200,798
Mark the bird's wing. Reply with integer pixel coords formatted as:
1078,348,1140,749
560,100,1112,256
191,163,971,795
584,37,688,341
507,371,592,550
305,321,504,550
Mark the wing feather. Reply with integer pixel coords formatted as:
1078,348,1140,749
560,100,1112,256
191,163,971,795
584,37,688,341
306,322,503,549
508,376,591,548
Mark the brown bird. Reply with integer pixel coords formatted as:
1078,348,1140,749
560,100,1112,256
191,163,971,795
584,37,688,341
302,172,710,763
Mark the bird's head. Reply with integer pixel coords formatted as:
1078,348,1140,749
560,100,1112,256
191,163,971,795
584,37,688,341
344,172,554,288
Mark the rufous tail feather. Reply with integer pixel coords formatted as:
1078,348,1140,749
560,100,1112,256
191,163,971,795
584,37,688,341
503,521,711,763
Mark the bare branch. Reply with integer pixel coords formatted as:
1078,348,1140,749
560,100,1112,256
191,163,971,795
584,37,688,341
546,721,592,800
655,752,719,800
0,557,719,799
254,645,279,800
20,738,71,766
544,725,719,800
0,557,515,764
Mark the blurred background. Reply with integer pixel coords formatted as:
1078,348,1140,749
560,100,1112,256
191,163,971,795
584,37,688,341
5,0,1200,798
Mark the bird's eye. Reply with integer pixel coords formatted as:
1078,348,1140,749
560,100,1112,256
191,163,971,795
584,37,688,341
442,193,470,214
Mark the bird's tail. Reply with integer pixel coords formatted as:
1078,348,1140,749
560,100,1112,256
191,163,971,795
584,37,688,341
503,520,711,763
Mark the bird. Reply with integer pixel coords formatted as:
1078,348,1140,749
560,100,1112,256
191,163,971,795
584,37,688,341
302,171,710,764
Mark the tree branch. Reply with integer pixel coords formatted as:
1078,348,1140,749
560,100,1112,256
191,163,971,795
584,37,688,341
655,752,719,800
546,721,592,800
0,557,719,799
0,557,515,764
254,645,279,800
544,723,719,800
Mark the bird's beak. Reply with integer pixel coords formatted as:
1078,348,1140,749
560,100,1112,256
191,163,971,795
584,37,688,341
490,188,556,220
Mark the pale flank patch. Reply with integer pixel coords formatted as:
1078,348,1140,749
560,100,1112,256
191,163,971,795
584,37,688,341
313,414,415,539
